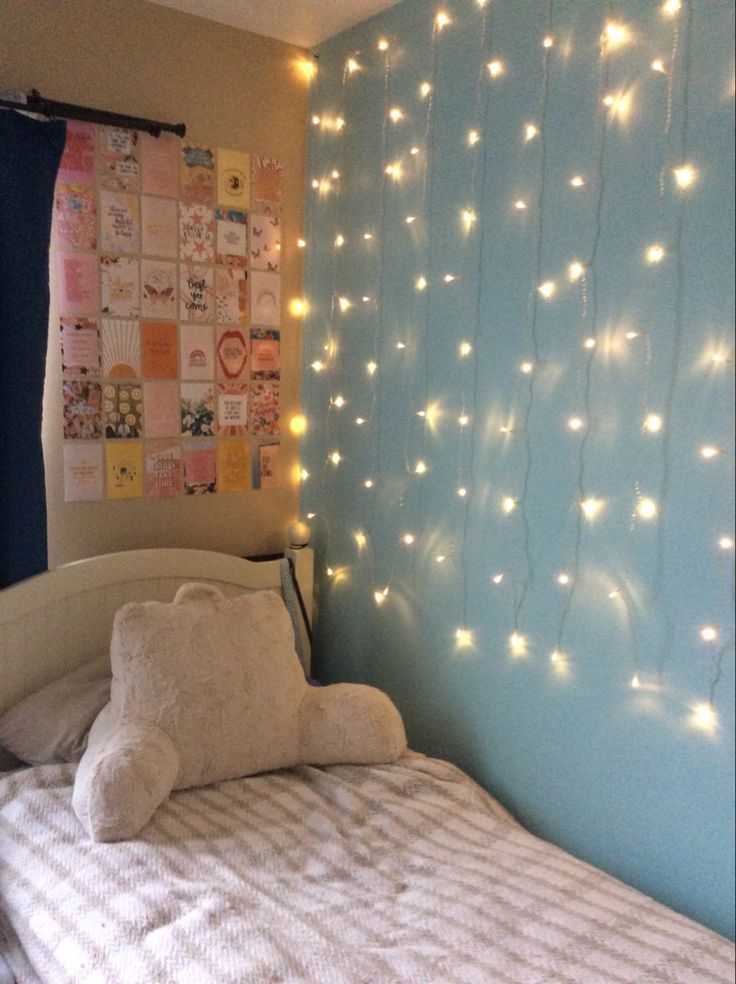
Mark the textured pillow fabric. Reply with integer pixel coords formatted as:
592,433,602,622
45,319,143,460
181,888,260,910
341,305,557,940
0,655,110,765
73,584,406,841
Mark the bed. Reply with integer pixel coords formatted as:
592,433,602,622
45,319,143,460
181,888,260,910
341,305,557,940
1,549,734,984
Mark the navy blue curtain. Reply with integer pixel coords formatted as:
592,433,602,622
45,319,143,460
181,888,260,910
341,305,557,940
0,110,66,588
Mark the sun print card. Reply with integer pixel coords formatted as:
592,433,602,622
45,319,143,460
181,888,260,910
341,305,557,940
142,381,180,438
54,184,97,250
106,442,143,499
101,256,140,317
141,196,178,258
215,267,247,324
258,442,281,489
63,443,104,502
103,382,143,438
179,264,214,321
250,328,280,380
144,440,182,497
217,440,250,493
58,122,95,184
180,382,215,437
181,144,215,203
100,191,140,256
251,156,283,209
63,380,103,440
60,317,100,377
98,126,140,192
101,319,140,377
250,271,281,327
183,441,216,495
141,132,179,197
215,209,247,267
217,384,248,436
217,149,250,208
179,324,214,380
215,326,248,381
141,259,177,320
249,214,281,272
141,321,178,379
179,202,215,262
57,252,99,315
250,381,279,435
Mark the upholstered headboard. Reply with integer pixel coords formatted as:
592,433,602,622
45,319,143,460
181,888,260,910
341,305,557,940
0,548,313,716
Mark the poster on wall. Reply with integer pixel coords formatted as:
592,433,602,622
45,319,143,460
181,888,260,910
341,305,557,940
54,122,285,501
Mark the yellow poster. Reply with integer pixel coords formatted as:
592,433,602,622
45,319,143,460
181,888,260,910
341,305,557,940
217,440,251,493
217,148,250,208
106,442,143,499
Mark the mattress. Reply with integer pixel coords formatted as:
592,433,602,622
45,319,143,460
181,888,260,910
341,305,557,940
1,753,733,984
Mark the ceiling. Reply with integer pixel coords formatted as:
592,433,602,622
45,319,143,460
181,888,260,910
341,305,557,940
148,0,403,49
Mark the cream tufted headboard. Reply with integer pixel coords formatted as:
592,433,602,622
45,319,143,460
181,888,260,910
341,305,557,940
0,548,313,716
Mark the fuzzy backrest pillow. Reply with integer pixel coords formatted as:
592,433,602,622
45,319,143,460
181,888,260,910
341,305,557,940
73,584,406,841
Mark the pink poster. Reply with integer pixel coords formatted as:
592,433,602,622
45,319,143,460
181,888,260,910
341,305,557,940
183,442,216,494
98,126,140,191
180,325,215,381
141,132,180,197
57,122,95,184
215,267,247,324
143,382,180,438
57,252,99,315
216,326,248,381
250,381,280,435
145,440,182,497
60,317,100,377
250,328,280,380
179,202,215,263
62,380,103,440
141,196,178,258
54,184,97,250
63,443,104,502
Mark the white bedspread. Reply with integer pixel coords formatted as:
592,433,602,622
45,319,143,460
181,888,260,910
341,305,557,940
1,754,733,984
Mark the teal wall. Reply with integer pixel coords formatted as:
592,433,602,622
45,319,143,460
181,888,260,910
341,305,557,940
301,0,735,939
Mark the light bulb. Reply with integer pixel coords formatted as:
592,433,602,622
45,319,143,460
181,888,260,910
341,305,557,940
311,114,321,126
502,496,517,514
455,628,474,648
581,498,603,520
492,573,504,584
487,60,505,78
459,341,472,357
355,531,367,549
300,469,310,481
631,674,641,689
457,486,468,498
673,165,698,190
543,36,554,48
389,107,404,122
662,0,682,16
355,417,366,426
377,38,389,51
644,413,663,433
335,117,346,131
363,232,373,240
332,395,346,408
347,58,362,74
550,649,564,663
690,702,717,732
329,451,341,465
331,169,340,180
334,234,345,247
718,536,734,550
410,146,420,155
338,296,352,312
514,199,528,210
625,331,640,340
385,163,402,178
567,417,585,431
289,298,308,317
420,82,432,98
645,244,666,265
416,276,428,291
602,21,630,49
509,632,527,657
651,59,667,73
310,360,324,372
608,589,622,599
402,533,415,546
366,361,378,376
520,361,534,374
462,209,477,231
568,262,585,282
362,296,371,303
435,10,451,31
311,179,319,189
396,342,406,350
458,414,469,426
636,498,658,520
570,175,586,188
700,625,719,642
603,94,616,107
700,445,721,459
326,566,334,576
415,460,428,474
364,479,373,489
468,129,481,146
374,590,387,606
436,555,446,563
538,281,557,299
406,215,417,224
525,124,540,142
297,238,306,248
557,573,571,586
307,513,316,520
444,273,458,283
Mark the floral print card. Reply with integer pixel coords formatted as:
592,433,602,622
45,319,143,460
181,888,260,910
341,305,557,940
180,383,215,437
250,328,280,380
250,381,279,435
63,380,103,440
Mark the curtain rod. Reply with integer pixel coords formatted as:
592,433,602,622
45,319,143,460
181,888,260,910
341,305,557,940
0,89,186,137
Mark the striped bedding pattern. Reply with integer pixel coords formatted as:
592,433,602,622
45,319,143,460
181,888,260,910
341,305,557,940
1,754,733,984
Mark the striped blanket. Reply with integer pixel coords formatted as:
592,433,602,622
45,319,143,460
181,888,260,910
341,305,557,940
1,754,733,983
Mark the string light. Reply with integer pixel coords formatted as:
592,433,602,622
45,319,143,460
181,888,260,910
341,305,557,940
311,179,319,189
335,117,346,131
602,21,631,50
468,129,481,146
377,38,389,51
570,175,586,188
297,238,306,248
396,342,406,350
625,330,641,340
459,341,473,357
487,60,505,78
331,169,340,180
355,417,366,426
520,361,534,374
509,633,527,657
462,208,477,231
338,296,352,312
289,298,308,317
645,244,666,265
406,215,417,224
436,555,446,564
458,414,470,427
410,146,421,155
416,276,428,291
651,59,667,74
326,566,334,577
538,281,557,299
543,36,554,49
414,460,428,475
550,649,564,663
363,479,374,488
307,513,316,520
631,674,641,689
700,625,719,642
689,703,718,733
700,445,721,459
673,165,698,190
334,234,345,247
514,199,528,210
502,496,517,514
568,262,585,282
355,531,368,550
329,451,342,465
644,413,664,433
455,628,475,649
420,81,432,98
363,232,374,240
636,497,658,520
347,58,362,74
402,533,415,546
557,573,571,586
525,124,540,142
331,395,346,408
567,416,585,432
662,0,682,16
457,486,468,498
492,573,504,584
366,360,378,376
385,162,402,179
311,115,321,126
374,588,389,606
581,498,604,521
389,107,404,123
435,10,452,31
718,536,734,550
310,360,325,372
300,468,310,482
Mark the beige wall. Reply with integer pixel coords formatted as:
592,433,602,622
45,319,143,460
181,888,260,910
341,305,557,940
0,0,308,566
